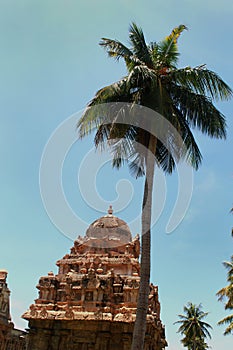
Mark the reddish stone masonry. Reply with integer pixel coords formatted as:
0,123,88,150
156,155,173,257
0,270,26,350
23,208,167,350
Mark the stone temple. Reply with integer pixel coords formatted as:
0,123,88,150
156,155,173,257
23,207,167,349
0,270,26,349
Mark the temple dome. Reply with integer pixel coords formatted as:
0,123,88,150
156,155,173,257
85,206,132,244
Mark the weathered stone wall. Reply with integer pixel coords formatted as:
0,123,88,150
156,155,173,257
27,319,165,350
0,334,26,350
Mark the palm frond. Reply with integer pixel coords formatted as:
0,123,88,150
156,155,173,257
127,64,157,89
128,153,146,178
155,140,176,174
218,314,233,335
169,83,227,139
223,323,233,336
170,65,233,101
100,38,133,61
222,257,233,275
110,132,146,177
77,80,130,138
165,24,188,44
99,38,135,71
157,39,180,70
129,22,153,67
156,25,187,70
111,137,134,169
89,79,130,106
158,96,202,170
218,314,233,325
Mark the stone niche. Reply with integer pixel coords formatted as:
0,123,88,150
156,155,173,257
23,207,167,350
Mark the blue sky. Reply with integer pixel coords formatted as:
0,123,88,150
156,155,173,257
0,1,232,349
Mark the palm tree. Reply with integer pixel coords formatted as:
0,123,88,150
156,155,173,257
217,255,233,335
77,23,232,350
182,337,210,350
174,302,212,350
230,207,233,236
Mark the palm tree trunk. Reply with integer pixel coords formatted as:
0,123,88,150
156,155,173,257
131,135,157,350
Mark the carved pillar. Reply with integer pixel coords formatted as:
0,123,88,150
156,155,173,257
27,327,51,350
55,329,71,350
0,338,6,350
96,333,110,350
87,344,95,350
144,334,152,350
122,335,131,350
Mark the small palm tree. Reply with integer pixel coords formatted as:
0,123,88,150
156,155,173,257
175,302,212,350
182,337,210,350
230,207,233,236
78,23,231,350
217,255,233,335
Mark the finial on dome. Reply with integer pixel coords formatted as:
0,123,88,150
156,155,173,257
108,205,113,215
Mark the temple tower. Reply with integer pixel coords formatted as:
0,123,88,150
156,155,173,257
0,270,26,350
23,207,167,350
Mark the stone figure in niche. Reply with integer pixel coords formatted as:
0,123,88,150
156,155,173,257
60,291,66,302
82,277,88,288
131,279,139,288
85,291,93,301
65,281,72,302
74,292,81,301
148,284,160,317
97,290,103,302
70,246,75,255
87,268,99,289
80,263,87,274
64,306,74,319
114,274,123,284
125,245,130,255
102,293,109,303
114,293,123,304
113,274,123,293
132,234,140,257
100,279,107,289
38,285,49,300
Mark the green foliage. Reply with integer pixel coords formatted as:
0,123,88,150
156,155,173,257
217,255,233,335
77,23,232,350
175,302,212,350
78,22,232,178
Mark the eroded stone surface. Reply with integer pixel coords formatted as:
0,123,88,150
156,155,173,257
0,270,26,350
23,208,167,349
